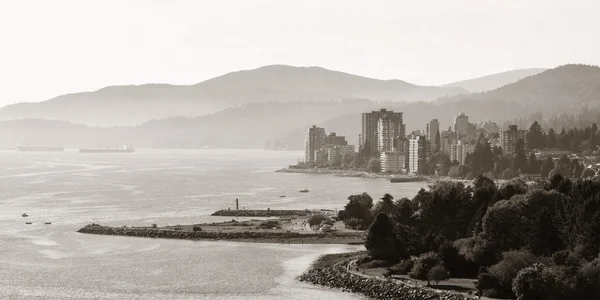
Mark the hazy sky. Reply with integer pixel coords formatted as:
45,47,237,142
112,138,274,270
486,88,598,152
0,0,598,106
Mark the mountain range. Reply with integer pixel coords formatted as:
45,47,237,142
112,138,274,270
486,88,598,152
442,68,547,93
0,65,471,126
2,64,599,150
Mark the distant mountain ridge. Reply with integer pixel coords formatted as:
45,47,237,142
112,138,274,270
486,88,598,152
0,65,467,126
442,68,547,93
3,64,600,150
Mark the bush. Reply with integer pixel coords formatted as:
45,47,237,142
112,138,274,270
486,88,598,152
345,217,362,229
367,158,381,173
409,252,441,285
192,226,202,232
388,259,414,275
576,257,600,298
308,214,326,227
428,264,450,286
258,220,281,229
512,263,563,300
486,250,537,298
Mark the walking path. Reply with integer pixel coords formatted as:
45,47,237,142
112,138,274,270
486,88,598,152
344,259,498,300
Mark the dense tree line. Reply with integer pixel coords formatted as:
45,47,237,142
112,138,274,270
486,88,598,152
526,120,599,153
343,175,600,299
432,133,597,180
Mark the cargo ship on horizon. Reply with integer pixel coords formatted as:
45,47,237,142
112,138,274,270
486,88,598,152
79,145,135,153
16,145,64,152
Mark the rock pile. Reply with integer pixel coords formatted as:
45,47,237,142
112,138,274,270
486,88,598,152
78,224,309,241
211,209,309,217
299,267,476,300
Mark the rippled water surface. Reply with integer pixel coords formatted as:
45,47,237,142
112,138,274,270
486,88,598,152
0,149,426,299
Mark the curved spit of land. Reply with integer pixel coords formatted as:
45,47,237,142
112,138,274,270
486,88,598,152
77,209,364,244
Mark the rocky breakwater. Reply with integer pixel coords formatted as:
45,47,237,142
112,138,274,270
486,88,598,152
299,267,475,300
211,209,310,217
77,224,309,241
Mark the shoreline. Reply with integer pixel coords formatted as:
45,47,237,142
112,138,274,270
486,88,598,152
276,167,434,181
298,252,476,300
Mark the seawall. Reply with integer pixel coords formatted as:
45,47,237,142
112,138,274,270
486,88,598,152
298,253,476,300
299,267,475,300
76,224,359,244
211,209,310,217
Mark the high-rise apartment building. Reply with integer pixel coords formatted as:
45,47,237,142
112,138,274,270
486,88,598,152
378,114,405,153
360,109,404,155
468,123,478,141
408,135,428,174
499,125,528,154
304,125,326,163
426,119,440,150
440,131,456,155
449,140,475,165
325,132,348,147
454,113,470,139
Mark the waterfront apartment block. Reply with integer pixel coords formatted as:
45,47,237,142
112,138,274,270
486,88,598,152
327,145,356,163
380,151,406,173
499,125,528,154
426,119,440,150
360,109,404,155
408,135,428,174
378,114,405,153
314,148,328,164
305,125,326,163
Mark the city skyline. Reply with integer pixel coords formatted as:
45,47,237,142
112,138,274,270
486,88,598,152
1,0,599,105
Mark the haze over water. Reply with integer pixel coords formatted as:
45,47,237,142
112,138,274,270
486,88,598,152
0,149,426,299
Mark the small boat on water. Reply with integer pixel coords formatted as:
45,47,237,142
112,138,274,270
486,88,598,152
22,213,28,217
25,222,32,225
299,189,309,193
279,195,286,198
45,222,52,225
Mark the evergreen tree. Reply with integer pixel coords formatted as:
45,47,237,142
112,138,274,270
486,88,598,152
547,128,557,148
511,139,528,173
559,128,570,150
372,193,396,216
469,140,494,174
365,213,398,261
527,121,546,150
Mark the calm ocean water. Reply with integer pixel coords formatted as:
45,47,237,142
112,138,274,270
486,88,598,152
0,149,426,299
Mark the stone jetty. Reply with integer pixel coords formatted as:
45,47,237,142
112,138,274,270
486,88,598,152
299,267,476,300
78,224,309,240
76,224,359,244
211,209,310,217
